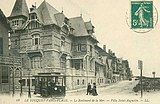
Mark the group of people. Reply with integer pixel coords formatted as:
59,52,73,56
86,83,98,96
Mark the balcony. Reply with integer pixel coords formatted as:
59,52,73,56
27,45,43,51
0,55,21,66
26,45,43,57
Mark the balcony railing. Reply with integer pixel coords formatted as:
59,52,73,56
0,55,21,66
26,45,43,51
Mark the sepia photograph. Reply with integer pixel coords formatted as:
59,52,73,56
0,0,160,104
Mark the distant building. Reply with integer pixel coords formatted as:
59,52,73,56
122,60,131,80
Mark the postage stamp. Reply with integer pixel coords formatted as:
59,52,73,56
131,1,153,29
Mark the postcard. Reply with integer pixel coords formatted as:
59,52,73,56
0,0,160,104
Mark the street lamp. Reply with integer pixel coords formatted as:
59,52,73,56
152,72,155,91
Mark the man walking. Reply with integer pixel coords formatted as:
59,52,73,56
86,83,91,95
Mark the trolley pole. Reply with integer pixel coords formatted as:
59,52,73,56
138,60,143,98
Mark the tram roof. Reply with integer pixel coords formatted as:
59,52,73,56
33,73,65,77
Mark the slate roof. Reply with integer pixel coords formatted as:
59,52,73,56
69,16,88,36
54,13,66,27
95,45,108,56
0,9,10,29
10,0,29,17
31,0,59,25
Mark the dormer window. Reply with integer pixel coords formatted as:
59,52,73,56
26,14,41,29
29,13,37,20
12,20,19,26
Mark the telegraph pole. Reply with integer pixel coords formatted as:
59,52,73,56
138,60,143,98
152,72,155,91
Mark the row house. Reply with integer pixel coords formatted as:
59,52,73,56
0,9,21,93
7,0,132,92
95,45,132,83
0,9,10,93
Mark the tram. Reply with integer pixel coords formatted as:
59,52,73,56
33,73,66,97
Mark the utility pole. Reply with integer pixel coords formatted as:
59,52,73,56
152,72,155,91
138,60,143,98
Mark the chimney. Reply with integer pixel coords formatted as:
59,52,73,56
103,45,106,51
30,4,36,12
108,49,111,53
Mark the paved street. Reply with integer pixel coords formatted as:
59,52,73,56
66,80,139,97
1,80,160,104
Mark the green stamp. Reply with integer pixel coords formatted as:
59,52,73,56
131,1,153,29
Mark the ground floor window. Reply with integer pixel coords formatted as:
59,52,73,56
2,67,9,83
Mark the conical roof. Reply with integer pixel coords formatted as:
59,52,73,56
10,0,29,17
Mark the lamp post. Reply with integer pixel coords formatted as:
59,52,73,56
28,68,31,98
20,68,23,97
152,72,155,91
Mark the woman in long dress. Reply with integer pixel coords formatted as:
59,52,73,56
92,83,98,96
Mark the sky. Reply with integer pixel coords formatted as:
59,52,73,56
0,0,160,77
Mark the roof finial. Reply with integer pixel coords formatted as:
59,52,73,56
61,7,63,13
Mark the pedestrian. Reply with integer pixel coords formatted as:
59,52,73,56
86,83,91,95
92,83,98,96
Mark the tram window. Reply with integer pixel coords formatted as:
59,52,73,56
22,79,25,86
32,79,35,86
27,79,30,86
56,78,62,86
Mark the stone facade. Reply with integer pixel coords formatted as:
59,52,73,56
0,9,10,93
7,0,132,92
